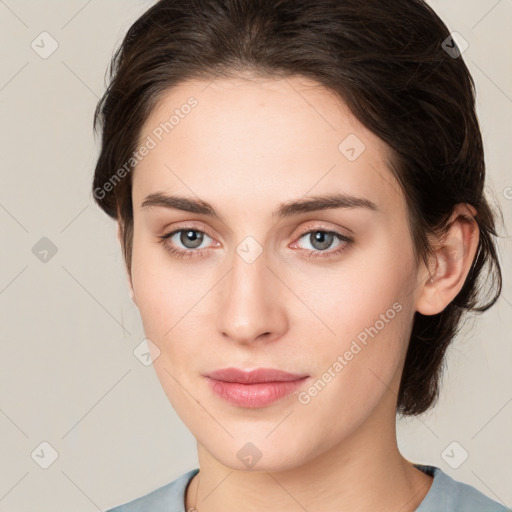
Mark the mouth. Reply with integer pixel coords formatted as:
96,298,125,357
204,367,310,408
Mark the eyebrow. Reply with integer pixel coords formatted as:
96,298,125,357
141,192,378,220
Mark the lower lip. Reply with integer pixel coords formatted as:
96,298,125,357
206,377,309,408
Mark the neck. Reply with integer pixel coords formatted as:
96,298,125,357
185,406,433,512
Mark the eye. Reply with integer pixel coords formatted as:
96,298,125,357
159,224,353,261
159,227,216,259
292,227,353,259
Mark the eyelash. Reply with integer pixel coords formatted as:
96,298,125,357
158,224,353,261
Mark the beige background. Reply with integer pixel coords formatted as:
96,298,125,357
0,1,510,510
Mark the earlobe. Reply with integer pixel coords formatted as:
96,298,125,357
415,204,479,316
128,284,136,304
116,220,123,246
116,220,137,305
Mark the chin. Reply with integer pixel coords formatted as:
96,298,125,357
197,431,324,473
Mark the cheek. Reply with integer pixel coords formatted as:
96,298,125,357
130,231,181,337
130,233,219,372
300,237,415,391
302,236,413,340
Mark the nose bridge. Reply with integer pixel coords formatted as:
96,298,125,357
215,240,287,343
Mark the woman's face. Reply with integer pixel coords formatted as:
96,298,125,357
129,76,426,471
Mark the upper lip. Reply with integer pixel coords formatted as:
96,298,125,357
205,367,309,384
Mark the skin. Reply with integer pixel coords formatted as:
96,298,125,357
123,75,479,512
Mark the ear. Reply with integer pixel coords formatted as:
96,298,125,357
116,221,137,305
415,203,479,316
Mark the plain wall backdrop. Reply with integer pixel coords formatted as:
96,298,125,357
0,1,511,510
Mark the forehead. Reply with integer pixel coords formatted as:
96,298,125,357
132,76,403,217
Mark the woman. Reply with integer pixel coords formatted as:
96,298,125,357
93,0,508,510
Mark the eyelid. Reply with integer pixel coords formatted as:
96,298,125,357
159,221,351,242
292,222,353,242
159,221,216,240
159,221,353,259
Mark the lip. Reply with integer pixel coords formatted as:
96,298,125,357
206,367,308,384
204,367,310,408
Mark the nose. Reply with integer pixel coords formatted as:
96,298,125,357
215,247,288,345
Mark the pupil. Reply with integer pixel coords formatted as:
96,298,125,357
182,230,203,249
312,231,332,250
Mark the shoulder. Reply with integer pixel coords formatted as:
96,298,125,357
105,468,199,512
414,464,510,512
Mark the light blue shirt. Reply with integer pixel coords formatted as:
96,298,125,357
105,464,510,511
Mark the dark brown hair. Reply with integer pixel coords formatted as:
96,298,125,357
92,0,502,416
